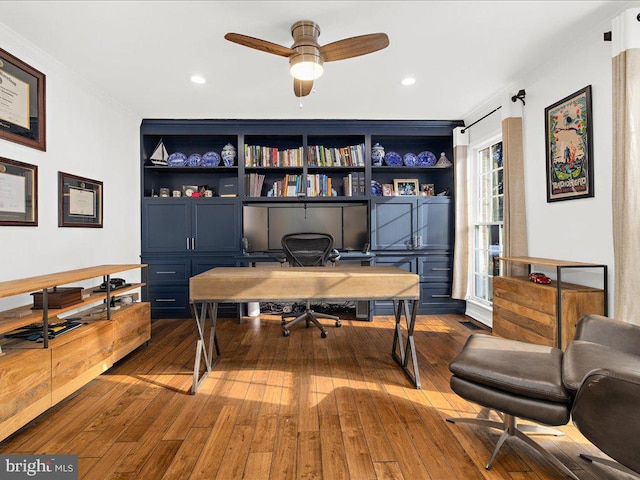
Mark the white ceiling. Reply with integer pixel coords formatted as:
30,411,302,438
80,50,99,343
0,1,634,121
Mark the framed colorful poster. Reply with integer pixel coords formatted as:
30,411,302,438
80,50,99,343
545,85,593,202
0,157,38,226
58,172,103,228
0,48,46,151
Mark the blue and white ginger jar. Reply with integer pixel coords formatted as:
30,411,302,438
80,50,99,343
221,143,237,167
371,143,385,167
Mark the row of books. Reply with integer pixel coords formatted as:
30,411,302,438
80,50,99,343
342,172,367,197
307,143,366,167
270,174,303,197
244,172,367,197
244,145,304,167
306,174,335,197
245,173,266,197
243,143,366,168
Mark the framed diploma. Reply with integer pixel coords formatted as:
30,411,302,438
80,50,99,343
0,157,38,226
0,48,46,151
58,172,103,228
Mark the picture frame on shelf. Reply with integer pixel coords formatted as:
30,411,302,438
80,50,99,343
421,183,435,196
182,185,199,197
58,172,103,228
0,48,46,151
393,178,419,196
545,85,594,202
0,156,38,226
382,184,394,196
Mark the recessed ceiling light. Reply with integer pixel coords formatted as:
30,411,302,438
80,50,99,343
190,75,206,85
401,77,416,86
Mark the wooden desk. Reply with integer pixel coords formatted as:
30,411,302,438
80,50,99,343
189,265,421,393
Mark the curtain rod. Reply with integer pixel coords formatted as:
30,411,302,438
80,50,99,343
461,89,526,134
460,106,502,134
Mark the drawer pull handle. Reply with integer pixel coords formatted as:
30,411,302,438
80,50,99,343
156,298,176,302
431,268,452,271
431,294,451,298
156,271,177,274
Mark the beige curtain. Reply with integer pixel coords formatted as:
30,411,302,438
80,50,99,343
452,140,469,299
502,116,528,276
612,38,640,323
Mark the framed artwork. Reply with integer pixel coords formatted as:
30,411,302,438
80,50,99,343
0,157,38,226
393,178,419,196
545,85,594,202
0,48,46,151
58,172,103,228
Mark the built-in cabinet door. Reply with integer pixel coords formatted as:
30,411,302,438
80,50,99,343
142,200,191,253
371,198,417,250
192,200,241,252
421,198,453,249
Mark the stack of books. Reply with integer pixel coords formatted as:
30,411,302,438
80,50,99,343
4,320,83,342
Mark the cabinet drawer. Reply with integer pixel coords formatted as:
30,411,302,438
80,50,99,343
192,256,238,276
418,255,453,283
373,255,417,273
147,261,190,284
419,283,458,307
148,287,190,312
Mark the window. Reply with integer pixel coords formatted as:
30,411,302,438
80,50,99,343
472,140,503,304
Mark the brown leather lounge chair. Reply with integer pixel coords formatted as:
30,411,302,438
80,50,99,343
563,314,640,477
447,314,640,479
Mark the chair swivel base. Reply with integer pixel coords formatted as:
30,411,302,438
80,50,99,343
282,303,341,338
447,412,579,480
580,453,640,478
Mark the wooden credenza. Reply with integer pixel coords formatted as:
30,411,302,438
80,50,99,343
493,257,607,349
0,264,150,441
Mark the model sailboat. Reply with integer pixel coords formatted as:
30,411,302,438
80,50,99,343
150,139,169,166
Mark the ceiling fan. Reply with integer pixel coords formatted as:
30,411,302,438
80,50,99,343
224,21,389,97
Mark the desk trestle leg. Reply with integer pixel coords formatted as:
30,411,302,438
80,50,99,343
191,301,220,394
391,299,421,389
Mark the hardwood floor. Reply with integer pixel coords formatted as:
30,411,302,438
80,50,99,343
0,313,633,480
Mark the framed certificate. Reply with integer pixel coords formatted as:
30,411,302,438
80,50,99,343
0,157,38,226
0,48,46,151
58,172,103,228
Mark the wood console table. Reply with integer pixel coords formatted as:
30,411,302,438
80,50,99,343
189,265,421,393
0,264,150,441
493,256,607,349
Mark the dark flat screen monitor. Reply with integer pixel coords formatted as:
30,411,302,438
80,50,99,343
242,203,367,252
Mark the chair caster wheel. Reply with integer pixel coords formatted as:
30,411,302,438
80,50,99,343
283,329,290,337
321,331,327,338
336,321,342,327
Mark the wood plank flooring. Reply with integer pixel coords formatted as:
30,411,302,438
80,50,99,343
0,313,634,480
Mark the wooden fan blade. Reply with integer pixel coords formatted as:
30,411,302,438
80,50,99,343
320,33,389,62
224,33,294,58
294,78,313,97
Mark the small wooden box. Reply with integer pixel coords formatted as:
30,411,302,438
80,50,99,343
31,287,83,310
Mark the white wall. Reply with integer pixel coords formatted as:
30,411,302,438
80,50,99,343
465,22,614,314
0,24,142,308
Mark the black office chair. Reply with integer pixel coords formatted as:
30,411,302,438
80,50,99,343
280,232,342,338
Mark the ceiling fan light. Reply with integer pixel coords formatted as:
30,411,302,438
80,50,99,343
290,56,324,81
